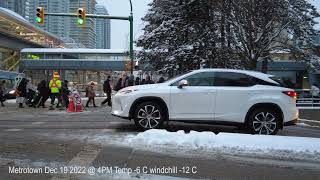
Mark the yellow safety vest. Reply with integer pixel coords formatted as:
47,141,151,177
49,79,61,93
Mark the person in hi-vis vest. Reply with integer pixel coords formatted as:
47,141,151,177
49,72,62,109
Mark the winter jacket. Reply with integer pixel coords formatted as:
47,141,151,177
61,82,70,95
49,78,62,93
103,79,112,93
128,76,134,86
17,78,27,97
38,81,50,98
86,85,95,98
115,78,122,91
0,82,4,93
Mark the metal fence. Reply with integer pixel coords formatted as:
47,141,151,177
296,89,320,107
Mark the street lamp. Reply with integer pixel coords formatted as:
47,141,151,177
128,0,134,75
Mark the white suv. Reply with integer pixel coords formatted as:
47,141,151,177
112,69,299,135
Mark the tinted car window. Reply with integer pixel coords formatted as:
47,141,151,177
172,72,214,86
252,77,279,86
214,72,254,87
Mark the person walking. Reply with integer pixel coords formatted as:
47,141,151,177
16,78,27,108
135,77,140,85
26,79,36,107
115,73,128,91
128,75,135,87
145,75,154,84
141,79,146,85
36,80,50,108
61,80,70,109
101,76,112,106
85,81,97,107
49,72,62,110
157,76,165,83
0,80,6,107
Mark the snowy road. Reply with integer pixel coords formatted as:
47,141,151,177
0,103,320,179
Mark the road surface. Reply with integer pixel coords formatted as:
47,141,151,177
0,101,320,180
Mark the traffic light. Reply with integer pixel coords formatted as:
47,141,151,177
77,8,86,25
36,7,44,24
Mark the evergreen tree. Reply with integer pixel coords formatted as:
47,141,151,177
137,0,320,73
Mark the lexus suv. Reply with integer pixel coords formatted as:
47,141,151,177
112,69,299,135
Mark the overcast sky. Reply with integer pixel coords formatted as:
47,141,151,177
97,0,320,49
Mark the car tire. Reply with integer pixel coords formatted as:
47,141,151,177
134,101,165,130
247,108,280,135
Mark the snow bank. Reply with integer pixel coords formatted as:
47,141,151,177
127,130,320,155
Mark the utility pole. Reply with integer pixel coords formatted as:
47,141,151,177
129,0,134,75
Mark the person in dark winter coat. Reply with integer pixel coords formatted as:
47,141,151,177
16,78,28,108
157,76,165,83
36,80,50,108
141,79,146,85
101,76,112,106
135,77,140,85
26,79,36,106
0,80,6,107
128,75,135,87
61,80,70,109
114,74,128,91
145,75,154,84
114,78,122,91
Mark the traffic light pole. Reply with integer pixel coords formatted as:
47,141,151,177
44,12,134,74
129,14,134,75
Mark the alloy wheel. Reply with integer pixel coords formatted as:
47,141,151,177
137,105,161,129
253,112,277,135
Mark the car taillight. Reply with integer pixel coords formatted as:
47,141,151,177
282,91,297,99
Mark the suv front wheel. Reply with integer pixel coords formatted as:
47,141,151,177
134,101,164,130
248,108,280,135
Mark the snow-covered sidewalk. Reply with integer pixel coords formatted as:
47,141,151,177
126,130,320,161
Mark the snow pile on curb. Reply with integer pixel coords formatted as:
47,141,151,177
127,130,320,156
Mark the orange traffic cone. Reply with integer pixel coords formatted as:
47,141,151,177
75,103,83,112
67,97,75,113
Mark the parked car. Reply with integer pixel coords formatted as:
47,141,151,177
112,69,299,135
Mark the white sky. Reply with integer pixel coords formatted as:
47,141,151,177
97,0,320,49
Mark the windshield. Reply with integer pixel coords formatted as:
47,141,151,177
164,71,192,83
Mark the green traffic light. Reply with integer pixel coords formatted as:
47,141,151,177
77,19,84,25
36,17,42,23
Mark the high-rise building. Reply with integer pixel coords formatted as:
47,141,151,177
26,0,70,39
0,0,26,17
69,0,97,48
95,4,111,49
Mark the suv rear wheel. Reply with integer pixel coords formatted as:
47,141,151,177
134,101,164,130
248,108,280,135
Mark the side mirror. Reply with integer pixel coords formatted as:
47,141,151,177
178,79,189,89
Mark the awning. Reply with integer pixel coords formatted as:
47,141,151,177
0,70,25,80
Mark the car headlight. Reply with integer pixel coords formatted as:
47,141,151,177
117,89,138,95
9,90,15,94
